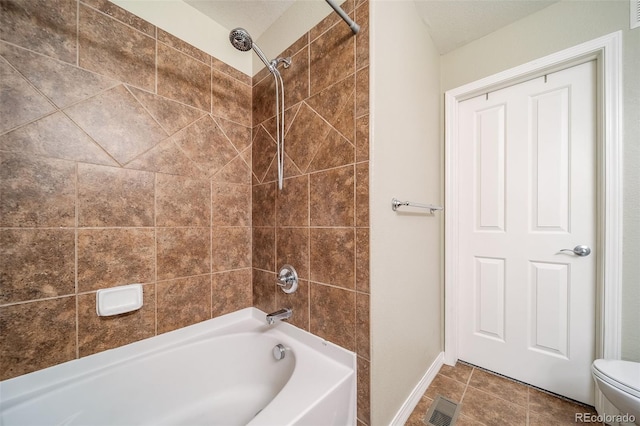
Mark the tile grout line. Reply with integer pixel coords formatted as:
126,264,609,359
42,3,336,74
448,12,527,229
526,385,530,426
154,26,158,95
307,173,312,331
153,171,158,337
210,178,213,319
74,161,79,360
75,0,79,67
459,366,473,404
454,363,598,425
461,362,536,409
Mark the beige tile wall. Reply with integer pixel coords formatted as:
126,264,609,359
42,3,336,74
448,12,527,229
250,1,370,423
0,0,253,379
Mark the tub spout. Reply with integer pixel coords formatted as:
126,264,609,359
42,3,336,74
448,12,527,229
266,308,292,325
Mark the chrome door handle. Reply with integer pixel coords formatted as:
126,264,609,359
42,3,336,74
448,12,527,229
560,245,591,256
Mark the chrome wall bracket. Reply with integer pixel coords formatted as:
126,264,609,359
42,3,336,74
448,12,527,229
277,264,298,294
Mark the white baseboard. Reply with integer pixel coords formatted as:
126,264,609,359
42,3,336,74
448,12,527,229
390,351,445,425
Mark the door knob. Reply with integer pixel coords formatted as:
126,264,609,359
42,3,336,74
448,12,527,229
560,245,591,256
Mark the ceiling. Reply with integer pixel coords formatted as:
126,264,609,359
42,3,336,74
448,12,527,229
183,0,558,54
184,0,298,41
415,0,558,53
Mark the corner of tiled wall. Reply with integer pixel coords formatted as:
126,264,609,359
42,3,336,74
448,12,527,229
0,0,253,380
250,0,370,423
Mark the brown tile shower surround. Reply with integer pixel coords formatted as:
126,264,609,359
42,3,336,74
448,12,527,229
0,0,255,376
407,362,603,426
251,1,370,423
0,0,371,424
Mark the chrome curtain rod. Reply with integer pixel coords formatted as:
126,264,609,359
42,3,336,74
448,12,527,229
391,198,444,214
325,0,360,34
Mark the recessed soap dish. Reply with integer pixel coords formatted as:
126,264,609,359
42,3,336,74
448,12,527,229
96,284,143,316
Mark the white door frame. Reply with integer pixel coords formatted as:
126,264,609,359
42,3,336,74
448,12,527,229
444,32,623,366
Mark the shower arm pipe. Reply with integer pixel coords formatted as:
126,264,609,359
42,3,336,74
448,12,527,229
325,0,360,34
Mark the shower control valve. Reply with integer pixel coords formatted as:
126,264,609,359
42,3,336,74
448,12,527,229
277,264,298,294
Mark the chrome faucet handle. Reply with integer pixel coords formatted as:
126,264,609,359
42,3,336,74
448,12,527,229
277,265,298,294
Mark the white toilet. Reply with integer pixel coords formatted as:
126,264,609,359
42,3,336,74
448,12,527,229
592,359,640,425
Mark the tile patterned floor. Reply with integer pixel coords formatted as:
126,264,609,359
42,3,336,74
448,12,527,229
406,362,603,426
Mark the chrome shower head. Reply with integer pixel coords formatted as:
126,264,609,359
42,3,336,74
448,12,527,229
229,27,252,52
229,27,274,72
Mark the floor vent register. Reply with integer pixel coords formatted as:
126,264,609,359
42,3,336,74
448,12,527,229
423,395,461,426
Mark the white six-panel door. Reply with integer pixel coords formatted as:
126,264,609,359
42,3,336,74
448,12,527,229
457,61,596,404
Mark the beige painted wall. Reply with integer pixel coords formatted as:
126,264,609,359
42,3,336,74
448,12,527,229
441,0,640,361
370,1,443,424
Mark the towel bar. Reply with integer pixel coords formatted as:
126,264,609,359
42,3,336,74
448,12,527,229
391,198,443,213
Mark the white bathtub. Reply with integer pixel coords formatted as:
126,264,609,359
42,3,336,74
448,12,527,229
0,308,357,425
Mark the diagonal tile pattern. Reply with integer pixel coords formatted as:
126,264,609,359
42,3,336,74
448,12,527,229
0,59,56,134
251,125,278,182
124,138,205,178
260,83,358,179
64,84,168,165
212,153,252,185
214,116,252,152
306,74,355,134
1,0,253,382
127,85,205,136
171,115,238,176
279,102,333,174
0,112,117,166
0,41,117,109
2,2,370,424
251,2,370,423
307,128,355,172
